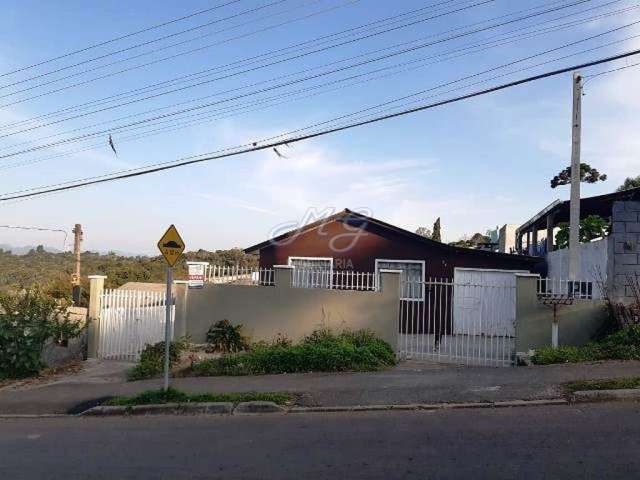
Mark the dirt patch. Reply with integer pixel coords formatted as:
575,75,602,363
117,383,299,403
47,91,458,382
0,361,83,391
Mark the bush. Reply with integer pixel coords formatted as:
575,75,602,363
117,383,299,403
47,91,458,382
206,319,249,353
127,337,189,381
532,326,640,365
0,288,79,379
186,328,396,377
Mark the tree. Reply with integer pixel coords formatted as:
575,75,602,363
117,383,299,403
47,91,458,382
617,175,640,192
555,215,610,249
448,233,489,249
415,227,432,238
432,217,442,242
550,163,607,189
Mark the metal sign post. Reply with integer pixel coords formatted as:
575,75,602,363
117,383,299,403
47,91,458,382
157,224,185,392
163,266,173,391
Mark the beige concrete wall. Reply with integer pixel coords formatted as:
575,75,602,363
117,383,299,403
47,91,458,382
515,275,608,353
176,268,400,349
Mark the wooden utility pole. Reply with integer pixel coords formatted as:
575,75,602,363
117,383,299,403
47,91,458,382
568,72,582,281
71,223,83,304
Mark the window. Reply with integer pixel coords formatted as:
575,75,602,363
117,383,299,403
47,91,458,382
375,259,425,300
288,257,333,288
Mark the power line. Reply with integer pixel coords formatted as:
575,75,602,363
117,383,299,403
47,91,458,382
0,0,487,134
0,225,68,250
0,0,243,79
3,3,636,155
0,0,467,131
582,59,640,84
0,0,360,103
0,0,613,158
0,0,289,90
2,48,639,202
3,2,635,174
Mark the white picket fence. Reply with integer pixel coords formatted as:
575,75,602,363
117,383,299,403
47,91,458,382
291,268,377,291
203,265,275,286
97,289,174,361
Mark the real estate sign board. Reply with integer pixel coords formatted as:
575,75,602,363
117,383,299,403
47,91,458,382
187,261,208,289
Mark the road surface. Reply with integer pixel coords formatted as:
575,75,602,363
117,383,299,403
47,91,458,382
1,402,639,479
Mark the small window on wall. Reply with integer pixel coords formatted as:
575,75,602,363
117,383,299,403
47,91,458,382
288,257,333,288
375,259,425,300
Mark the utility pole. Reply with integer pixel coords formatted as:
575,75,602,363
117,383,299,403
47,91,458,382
71,223,83,304
568,72,582,281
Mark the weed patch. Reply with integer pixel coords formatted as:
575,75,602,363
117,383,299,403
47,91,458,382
105,388,292,406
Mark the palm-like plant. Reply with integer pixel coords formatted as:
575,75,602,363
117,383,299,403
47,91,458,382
206,319,249,353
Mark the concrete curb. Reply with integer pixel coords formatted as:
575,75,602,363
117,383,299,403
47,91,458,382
1,398,573,418
572,389,640,403
81,402,234,416
288,398,569,414
234,401,285,414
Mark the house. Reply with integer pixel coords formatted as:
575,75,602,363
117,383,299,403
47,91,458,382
245,209,542,288
515,187,640,302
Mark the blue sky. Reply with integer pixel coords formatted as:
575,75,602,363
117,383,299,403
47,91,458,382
0,0,638,254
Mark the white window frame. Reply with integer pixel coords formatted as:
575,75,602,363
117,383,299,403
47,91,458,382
375,259,425,301
288,256,333,288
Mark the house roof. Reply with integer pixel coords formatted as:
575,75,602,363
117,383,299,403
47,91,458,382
245,208,538,262
516,187,640,235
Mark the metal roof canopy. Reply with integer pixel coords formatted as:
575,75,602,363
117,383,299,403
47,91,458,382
516,187,640,235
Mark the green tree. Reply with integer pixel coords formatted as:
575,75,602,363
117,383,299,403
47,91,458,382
555,215,610,249
415,227,432,238
617,175,640,192
432,218,442,242
550,163,607,189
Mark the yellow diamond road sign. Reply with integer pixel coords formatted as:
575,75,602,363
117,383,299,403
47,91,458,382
157,224,185,267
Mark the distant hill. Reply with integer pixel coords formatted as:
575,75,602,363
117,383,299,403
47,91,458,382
0,244,63,255
0,246,256,304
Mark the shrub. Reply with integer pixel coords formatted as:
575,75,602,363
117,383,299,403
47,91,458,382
531,326,640,365
127,337,189,381
186,328,396,377
0,288,79,379
206,319,249,353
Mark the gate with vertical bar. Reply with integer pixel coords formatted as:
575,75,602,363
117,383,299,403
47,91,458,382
398,269,519,367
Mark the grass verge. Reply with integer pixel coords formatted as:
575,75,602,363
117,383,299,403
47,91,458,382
104,388,293,406
564,377,640,393
532,326,640,365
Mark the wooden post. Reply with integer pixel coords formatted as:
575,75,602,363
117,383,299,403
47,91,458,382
71,224,83,304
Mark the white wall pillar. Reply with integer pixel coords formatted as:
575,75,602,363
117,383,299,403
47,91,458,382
86,275,107,358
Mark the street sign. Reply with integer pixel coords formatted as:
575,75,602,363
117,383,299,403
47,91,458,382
187,261,208,289
157,224,185,267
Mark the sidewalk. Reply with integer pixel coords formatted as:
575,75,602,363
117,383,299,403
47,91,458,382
1,359,640,415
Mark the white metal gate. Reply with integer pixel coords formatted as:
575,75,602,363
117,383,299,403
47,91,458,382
398,269,520,367
97,289,174,361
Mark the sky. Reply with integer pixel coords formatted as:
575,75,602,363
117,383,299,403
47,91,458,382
0,0,639,255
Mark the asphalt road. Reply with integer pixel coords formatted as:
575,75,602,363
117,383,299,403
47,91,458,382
1,402,639,479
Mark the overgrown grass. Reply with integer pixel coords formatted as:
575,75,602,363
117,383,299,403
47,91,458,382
564,377,640,393
183,328,396,377
104,387,292,406
532,326,640,365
